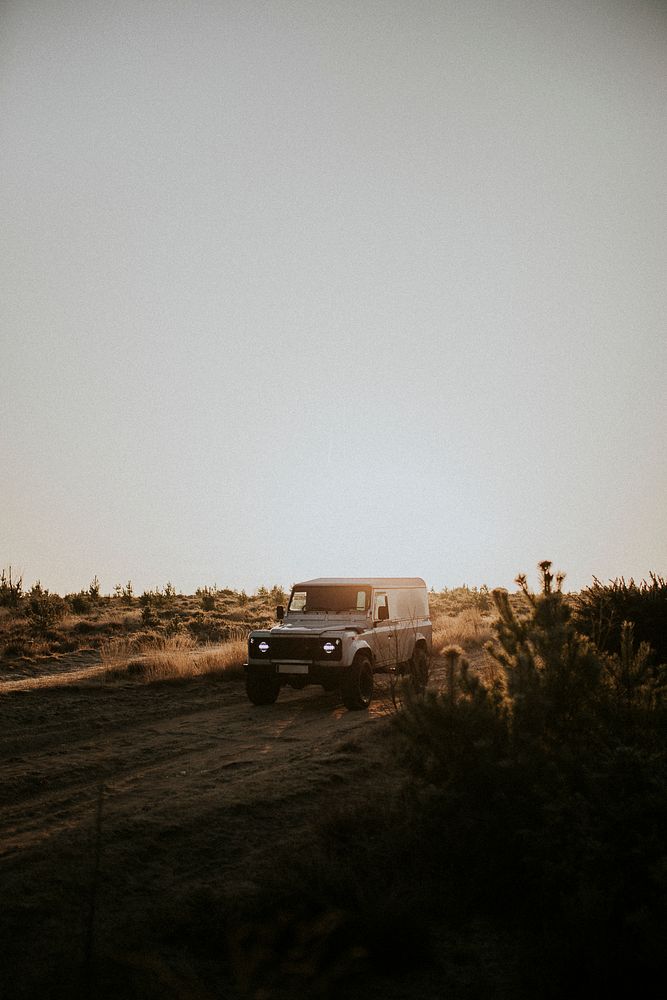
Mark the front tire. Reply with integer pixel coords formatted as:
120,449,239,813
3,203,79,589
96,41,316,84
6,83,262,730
341,654,373,711
246,670,280,705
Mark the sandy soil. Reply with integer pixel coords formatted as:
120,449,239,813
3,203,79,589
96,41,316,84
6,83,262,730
0,665,430,999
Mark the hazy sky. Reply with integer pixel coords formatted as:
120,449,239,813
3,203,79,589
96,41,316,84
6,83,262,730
2,0,666,595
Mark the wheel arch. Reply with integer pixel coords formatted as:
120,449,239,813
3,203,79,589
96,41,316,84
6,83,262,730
350,640,375,667
411,633,430,658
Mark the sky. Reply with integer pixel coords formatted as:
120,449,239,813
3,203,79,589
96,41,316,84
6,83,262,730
1,0,666,596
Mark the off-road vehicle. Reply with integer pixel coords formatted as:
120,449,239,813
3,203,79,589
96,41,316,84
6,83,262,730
244,577,431,710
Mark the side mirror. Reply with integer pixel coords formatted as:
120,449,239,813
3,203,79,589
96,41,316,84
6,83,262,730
276,604,285,621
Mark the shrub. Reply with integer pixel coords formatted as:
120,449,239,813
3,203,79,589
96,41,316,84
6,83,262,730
0,566,22,608
3,635,27,658
67,591,91,614
602,621,667,745
390,561,667,994
486,562,608,756
269,584,287,606
198,586,216,611
24,583,66,633
573,573,667,663
141,602,159,628
113,581,134,603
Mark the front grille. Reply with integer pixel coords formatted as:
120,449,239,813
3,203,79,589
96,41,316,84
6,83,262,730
248,635,342,662
271,636,320,660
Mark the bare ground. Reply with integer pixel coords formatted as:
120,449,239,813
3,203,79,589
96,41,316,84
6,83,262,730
0,651,509,1000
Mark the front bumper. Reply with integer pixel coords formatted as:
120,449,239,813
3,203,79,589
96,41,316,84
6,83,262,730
244,660,344,684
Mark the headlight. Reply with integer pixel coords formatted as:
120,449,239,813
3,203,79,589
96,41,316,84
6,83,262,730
320,638,342,659
249,637,271,657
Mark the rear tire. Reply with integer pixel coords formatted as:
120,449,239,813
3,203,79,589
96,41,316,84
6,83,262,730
341,654,373,711
410,645,429,695
246,670,280,705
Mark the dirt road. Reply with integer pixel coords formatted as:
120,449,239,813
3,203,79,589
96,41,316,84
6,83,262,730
0,671,406,998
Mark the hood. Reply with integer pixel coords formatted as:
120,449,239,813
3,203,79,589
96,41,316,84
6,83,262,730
269,613,368,635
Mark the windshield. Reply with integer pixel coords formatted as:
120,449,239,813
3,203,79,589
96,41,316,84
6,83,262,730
288,586,370,614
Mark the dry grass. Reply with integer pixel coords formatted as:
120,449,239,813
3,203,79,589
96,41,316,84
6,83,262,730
86,608,142,627
0,662,109,693
432,608,495,654
100,633,246,682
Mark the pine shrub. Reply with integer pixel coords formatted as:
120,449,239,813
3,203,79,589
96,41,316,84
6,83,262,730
573,573,667,663
0,566,23,608
67,591,91,614
24,583,66,633
198,586,216,611
391,562,667,994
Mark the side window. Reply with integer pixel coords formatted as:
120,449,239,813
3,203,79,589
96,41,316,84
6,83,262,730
356,590,367,611
374,593,389,621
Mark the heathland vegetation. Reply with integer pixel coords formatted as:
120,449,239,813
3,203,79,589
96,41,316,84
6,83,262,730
0,569,287,682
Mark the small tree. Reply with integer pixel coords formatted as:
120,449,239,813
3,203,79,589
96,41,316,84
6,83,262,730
270,584,287,605
199,586,216,611
574,573,667,663
68,591,91,614
25,582,66,633
0,566,23,608
141,601,159,628
487,561,606,756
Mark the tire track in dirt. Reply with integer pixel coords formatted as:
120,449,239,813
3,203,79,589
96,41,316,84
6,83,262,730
0,677,396,863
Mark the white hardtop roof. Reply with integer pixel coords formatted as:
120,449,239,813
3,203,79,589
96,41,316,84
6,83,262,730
294,577,427,589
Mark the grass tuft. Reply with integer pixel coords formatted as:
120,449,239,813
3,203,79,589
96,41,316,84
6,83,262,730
101,633,246,682
432,608,494,653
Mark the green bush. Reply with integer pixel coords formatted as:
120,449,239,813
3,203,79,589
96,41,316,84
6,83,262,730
0,566,22,608
269,584,287,606
389,562,667,994
67,591,91,614
113,580,134,603
573,573,667,663
24,582,66,633
197,586,216,611
141,602,159,628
